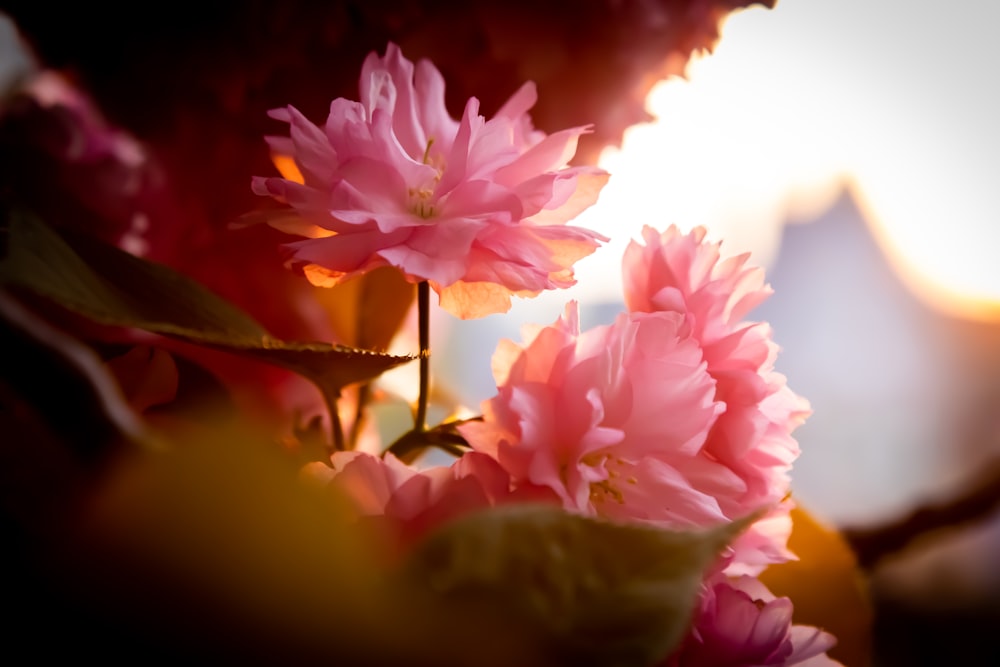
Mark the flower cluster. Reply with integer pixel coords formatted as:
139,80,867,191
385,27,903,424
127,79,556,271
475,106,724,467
268,43,839,666
459,224,811,575
307,222,836,664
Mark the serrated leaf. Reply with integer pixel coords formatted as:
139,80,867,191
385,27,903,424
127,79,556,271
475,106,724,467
0,210,415,399
402,504,757,667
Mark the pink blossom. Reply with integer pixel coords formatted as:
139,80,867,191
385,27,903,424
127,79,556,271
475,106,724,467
461,303,738,526
253,43,609,319
303,450,556,555
664,574,841,667
623,225,811,570
623,225,773,343
460,225,809,572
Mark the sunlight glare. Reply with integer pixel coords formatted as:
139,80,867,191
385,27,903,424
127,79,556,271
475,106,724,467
570,0,1000,320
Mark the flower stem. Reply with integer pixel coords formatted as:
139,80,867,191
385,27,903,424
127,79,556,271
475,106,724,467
347,383,371,449
323,390,346,451
414,281,430,432
386,421,474,464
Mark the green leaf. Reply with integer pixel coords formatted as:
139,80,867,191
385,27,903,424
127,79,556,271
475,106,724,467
0,210,415,399
402,504,758,667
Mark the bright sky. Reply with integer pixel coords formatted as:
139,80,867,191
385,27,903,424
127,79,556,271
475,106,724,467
567,0,1000,320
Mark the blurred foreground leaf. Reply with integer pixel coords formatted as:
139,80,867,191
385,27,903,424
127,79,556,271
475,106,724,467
10,426,539,665
0,211,415,402
403,505,757,667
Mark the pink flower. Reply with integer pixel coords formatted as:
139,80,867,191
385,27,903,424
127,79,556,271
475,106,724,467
623,225,773,344
253,43,609,319
460,303,737,526
303,450,556,556
664,574,841,667
623,225,811,570
460,225,809,572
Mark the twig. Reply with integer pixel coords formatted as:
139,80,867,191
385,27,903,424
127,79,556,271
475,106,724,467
414,281,430,432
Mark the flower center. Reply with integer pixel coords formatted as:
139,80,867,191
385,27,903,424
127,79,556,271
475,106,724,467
586,455,638,505
409,138,443,219
408,186,436,218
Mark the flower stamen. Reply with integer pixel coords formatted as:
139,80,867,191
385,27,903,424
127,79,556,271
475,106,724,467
587,455,627,505
590,479,625,504
408,186,436,218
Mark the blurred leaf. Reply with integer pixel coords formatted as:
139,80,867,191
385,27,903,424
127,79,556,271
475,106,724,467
322,265,416,352
403,504,757,667
0,211,266,342
0,290,155,460
49,426,543,665
759,506,873,667
78,428,384,660
0,210,415,400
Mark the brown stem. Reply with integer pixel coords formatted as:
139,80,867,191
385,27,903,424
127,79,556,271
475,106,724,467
348,383,371,449
322,389,345,452
414,281,430,432
385,420,475,464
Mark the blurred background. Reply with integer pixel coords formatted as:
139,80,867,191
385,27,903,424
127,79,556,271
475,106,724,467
2,1,998,664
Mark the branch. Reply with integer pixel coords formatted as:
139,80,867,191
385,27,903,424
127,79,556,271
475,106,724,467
842,457,1000,569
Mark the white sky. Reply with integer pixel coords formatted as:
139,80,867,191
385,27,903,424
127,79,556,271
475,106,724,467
565,0,1000,320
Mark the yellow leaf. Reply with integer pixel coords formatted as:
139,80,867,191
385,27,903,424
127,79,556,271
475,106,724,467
759,506,874,667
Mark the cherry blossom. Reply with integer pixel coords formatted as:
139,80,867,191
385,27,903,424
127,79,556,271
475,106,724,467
664,574,841,667
253,43,608,318
303,450,556,556
461,225,809,572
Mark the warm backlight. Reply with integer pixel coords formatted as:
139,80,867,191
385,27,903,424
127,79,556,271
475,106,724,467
571,0,1000,321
